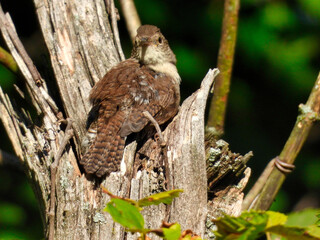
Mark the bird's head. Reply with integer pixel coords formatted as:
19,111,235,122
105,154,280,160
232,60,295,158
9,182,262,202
131,25,177,66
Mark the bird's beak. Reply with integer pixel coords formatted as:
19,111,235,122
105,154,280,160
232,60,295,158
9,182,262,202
139,37,152,46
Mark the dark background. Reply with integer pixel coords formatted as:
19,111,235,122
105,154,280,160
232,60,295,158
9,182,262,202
0,0,319,238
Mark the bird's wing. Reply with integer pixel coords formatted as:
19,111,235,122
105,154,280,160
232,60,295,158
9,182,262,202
119,70,178,137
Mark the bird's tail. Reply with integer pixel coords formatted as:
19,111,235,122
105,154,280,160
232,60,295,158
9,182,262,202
80,110,125,177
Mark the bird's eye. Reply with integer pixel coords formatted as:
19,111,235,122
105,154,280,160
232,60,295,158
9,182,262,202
158,37,162,44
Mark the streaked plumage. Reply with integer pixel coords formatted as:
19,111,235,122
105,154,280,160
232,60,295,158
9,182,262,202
80,25,180,177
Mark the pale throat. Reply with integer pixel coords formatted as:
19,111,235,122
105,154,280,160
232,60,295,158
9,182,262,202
140,46,181,84
148,62,181,85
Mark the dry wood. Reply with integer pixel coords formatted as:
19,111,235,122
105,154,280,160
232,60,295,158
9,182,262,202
106,0,126,61
48,119,74,240
34,0,121,144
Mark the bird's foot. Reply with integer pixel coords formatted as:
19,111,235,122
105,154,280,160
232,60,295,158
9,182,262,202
143,111,166,147
154,132,166,147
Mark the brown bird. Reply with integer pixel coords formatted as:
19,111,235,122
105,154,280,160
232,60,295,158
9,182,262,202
80,25,181,177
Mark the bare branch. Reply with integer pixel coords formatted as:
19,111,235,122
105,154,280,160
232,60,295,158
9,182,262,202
207,0,240,137
107,0,126,61
0,5,59,119
0,9,42,86
0,88,25,159
119,0,141,43
244,72,320,210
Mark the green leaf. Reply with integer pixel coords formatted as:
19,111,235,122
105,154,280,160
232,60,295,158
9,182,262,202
162,223,181,240
214,210,320,240
306,225,320,238
268,224,320,240
104,198,144,231
213,211,268,240
286,208,320,227
316,213,320,226
265,211,287,229
261,210,320,240
138,189,183,207
266,209,320,239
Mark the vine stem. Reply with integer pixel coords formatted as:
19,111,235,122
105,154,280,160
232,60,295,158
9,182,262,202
243,72,320,210
206,0,240,137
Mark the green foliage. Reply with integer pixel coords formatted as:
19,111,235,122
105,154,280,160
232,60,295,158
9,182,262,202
213,210,320,240
174,45,208,82
105,189,320,240
0,65,15,91
299,0,320,19
0,202,25,225
134,0,169,26
138,189,183,207
105,198,145,232
303,161,320,189
0,167,43,239
261,2,297,30
286,208,320,227
269,190,289,212
162,223,181,240
316,213,320,226
104,189,204,239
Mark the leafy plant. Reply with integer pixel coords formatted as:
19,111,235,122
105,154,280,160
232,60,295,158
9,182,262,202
103,187,320,240
103,187,202,240
213,210,320,240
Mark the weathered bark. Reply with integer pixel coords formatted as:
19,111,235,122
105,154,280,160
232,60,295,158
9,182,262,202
0,0,250,239
34,0,121,143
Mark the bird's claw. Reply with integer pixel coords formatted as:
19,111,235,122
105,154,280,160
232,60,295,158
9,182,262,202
154,132,166,147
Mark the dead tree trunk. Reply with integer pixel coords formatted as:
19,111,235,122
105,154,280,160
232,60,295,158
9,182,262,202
0,0,250,239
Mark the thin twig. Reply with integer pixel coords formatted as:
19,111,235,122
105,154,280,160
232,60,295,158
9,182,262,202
242,159,274,210
206,0,240,137
101,185,137,205
0,8,42,86
0,88,24,158
13,84,25,99
0,46,18,72
48,119,74,240
107,0,125,61
244,72,320,210
0,5,59,118
118,0,141,43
